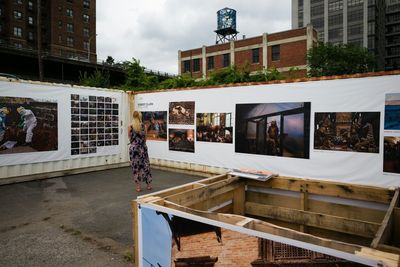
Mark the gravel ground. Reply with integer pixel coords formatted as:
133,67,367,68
0,167,203,266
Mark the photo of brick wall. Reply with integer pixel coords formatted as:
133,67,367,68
0,96,58,154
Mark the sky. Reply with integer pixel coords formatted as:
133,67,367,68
96,1,292,75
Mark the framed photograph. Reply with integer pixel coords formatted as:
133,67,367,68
169,101,195,125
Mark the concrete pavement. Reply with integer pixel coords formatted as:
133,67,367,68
0,167,204,266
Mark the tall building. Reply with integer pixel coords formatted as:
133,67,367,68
291,0,400,70
178,26,317,79
0,0,96,63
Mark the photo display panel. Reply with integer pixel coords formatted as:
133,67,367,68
70,94,119,156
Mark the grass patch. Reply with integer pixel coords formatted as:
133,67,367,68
122,250,133,262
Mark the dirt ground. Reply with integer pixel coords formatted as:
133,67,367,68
0,167,203,267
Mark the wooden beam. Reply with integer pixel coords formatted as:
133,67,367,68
246,177,394,204
160,200,399,265
233,184,246,215
165,176,243,207
131,200,139,267
245,202,380,238
371,189,400,248
300,191,309,233
355,248,400,267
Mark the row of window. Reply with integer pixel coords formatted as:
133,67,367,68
65,9,90,22
65,23,90,36
14,0,90,9
13,11,34,25
182,46,280,73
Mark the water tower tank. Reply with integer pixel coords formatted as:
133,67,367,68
215,7,239,44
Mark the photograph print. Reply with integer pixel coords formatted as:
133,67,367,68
314,112,380,153
196,113,233,143
0,96,58,154
169,101,195,125
384,136,400,174
169,128,194,153
385,93,400,130
235,102,311,159
142,111,167,141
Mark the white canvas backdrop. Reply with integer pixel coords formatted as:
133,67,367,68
0,81,123,166
135,75,400,188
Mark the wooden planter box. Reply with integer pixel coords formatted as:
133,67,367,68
132,173,400,267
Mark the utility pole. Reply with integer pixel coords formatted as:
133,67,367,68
37,0,43,81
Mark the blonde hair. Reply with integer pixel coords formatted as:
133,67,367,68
131,111,142,132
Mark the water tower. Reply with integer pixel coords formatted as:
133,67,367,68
215,7,239,44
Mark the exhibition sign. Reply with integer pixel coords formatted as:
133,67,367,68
0,81,123,166
135,74,400,187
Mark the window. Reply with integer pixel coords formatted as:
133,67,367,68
368,36,375,49
67,23,74,33
58,35,62,44
83,41,89,50
311,4,324,17
83,0,90,8
328,27,343,39
207,56,214,70
28,1,33,10
348,0,363,6
348,38,363,46
13,27,22,37
348,24,363,35
66,9,73,17
83,14,89,22
67,37,74,47
252,48,260,63
328,13,343,26
14,0,22,4
83,28,89,37
28,16,33,25
14,10,22,20
183,60,190,73
58,21,62,28
348,9,363,22
271,45,280,61
223,53,230,67
14,43,22,49
193,58,200,72
28,31,33,40
328,0,343,12
311,17,324,28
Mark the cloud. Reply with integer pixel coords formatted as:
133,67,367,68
96,0,291,74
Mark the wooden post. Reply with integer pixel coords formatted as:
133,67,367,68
233,184,245,215
300,183,309,233
132,200,139,267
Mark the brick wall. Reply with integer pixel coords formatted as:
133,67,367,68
171,229,259,267
269,41,307,69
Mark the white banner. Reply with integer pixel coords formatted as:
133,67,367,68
135,75,400,188
0,81,123,166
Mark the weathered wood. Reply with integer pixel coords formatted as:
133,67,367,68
371,189,400,248
377,244,400,255
355,247,400,267
165,176,243,207
300,191,309,233
245,202,380,238
246,191,300,209
233,185,246,215
394,208,400,247
246,177,394,204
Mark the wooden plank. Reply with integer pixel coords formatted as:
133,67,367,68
377,244,400,255
245,202,380,238
165,176,243,207
371,189,400,248
246,191,300,209
131,200,139,267
355,248,400,267
233,184,245,215
300,191,309,233
246,177,394,204
308,199,386,224
395,208,400,247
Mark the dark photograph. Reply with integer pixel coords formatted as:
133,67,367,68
314,112,380,153
169,128,195,153
143,111,167,141
169,101,195,125
385,93,400,130
0,96,58,154
384,136,400,174
235,102,311,159
196,113,233,143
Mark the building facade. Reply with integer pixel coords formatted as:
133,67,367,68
292,0,400,70
178,25,317,79
0,0,96,63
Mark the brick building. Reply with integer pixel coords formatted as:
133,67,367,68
178,25,317,79
0,0,96,63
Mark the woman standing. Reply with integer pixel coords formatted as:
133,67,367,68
129,111,152,192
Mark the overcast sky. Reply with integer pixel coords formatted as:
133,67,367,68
96,1,292,74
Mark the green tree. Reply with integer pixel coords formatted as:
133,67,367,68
122,58,159,91
307,42,375,77
79,69,110,88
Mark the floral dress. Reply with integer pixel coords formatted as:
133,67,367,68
129,124,152,185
